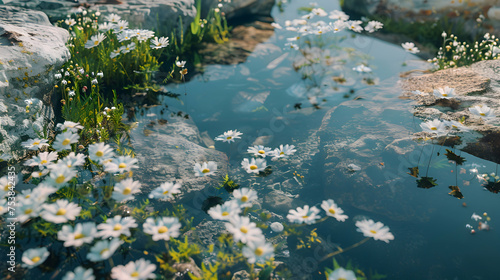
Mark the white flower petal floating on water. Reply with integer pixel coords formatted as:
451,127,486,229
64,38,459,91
225,215,264,244
355,219,394,243
287,205,321,225
471,212,482,221
270,144,296,161
148,181,181,201
327,267,357,280
22,247,50,268
433,86,455,99
346,20,363,33
208,200,241,221
321,199,348,222
401,42,420,54
62,266,95,280
469,104,496,119
214,129,243,143
270,222,284,233
419,119,447,136
329,10,349,21
111,258,157,280
241,158,267,174
443,120,469,132
347,163,361,172
365,20,383,33
242,239,275,264
87,238,123,262
194,161,217,176
352,64,372,73
143,217,181,241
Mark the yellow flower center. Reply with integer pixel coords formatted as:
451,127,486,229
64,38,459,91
158,226,168,233
430,127,437,131
302,215,309,219
25,194,31,199
118,163,127,169
3,184,10,191
94,40,99,45
280,152,285,155
56,208,67,216
328,208,336,214
480,113,486,116
33,141,40,145
95,151,104,157
122,187,132,195
249,165,258,170
241,195,248,202
226,136,232,140
113,224,122,231
255,247,264,256
56,175,66,184
162,190,169,195
222,211,230,216
31,256,41,263
258,150,265,154
131,272,139,277
74,233,85,239
40,160,47,164
442,94,448,97
100,248,109,255
202,168,210,173
62,139,71,146
370,230,377,234
240,226,249,233
24,209,33,215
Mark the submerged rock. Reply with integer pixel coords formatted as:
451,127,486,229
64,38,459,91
0,6,70,157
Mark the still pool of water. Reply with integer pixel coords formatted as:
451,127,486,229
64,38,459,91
129,0,500,279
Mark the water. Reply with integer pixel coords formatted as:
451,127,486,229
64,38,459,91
130,0,500,279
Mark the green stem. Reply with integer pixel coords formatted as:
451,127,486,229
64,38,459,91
320,237,371,262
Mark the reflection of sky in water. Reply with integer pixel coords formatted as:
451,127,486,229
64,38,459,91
135,0,500,278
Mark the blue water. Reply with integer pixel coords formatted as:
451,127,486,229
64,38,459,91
132,0,500,279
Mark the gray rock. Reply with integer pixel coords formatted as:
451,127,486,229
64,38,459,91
201,0,275,21
0,5,70,157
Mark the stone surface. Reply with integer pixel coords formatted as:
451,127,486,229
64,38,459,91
201,0,275,21
400,59,500,163
0,5,70,157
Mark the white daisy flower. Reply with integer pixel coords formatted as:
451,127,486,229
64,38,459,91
364,20,383,33
104,13,121,23
58,152,87,168
98,22,113,32
22,247,50,268
87,238,123,262
46,165,77,188
443,120,469,132
65,18,77,26
207,200,241,221
433,86,455,99
21,138,49,150
241,158,267,174
355,219,394,243
58,222,97,247
176,60,186,68
193,161,217,177
311,8,328,17
242,239,274,264
111,258,156,280
471,212,482,221
52,131,79,151
0,175,18,198
17,198,43,223
113,20,129,32
214,129,243,143
119,42,136,54
330,20,347,33
62,267,95,280
104,156,138,174
88,142,115,164
135,29,155,42
327,267,356,280
31,183,58,201
143,217,181,241
329,10,349,21
96,215,138,238
112,178,141,202
41,199,82,224
270,144,296,160
57,121,84,132
420,119,447,135
24,151,59,169
84,33,106,49
247,145,272,158
148,181,181,200
287,205,321,225
352,64,372,73
32,169,50,178
346,20,363,32
320,199,348,222
0,199,8,215
226,216,264,244
232,187,258,208
150,36,169,49
469,104,496,119
116,29,135,42
401,42,420,54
